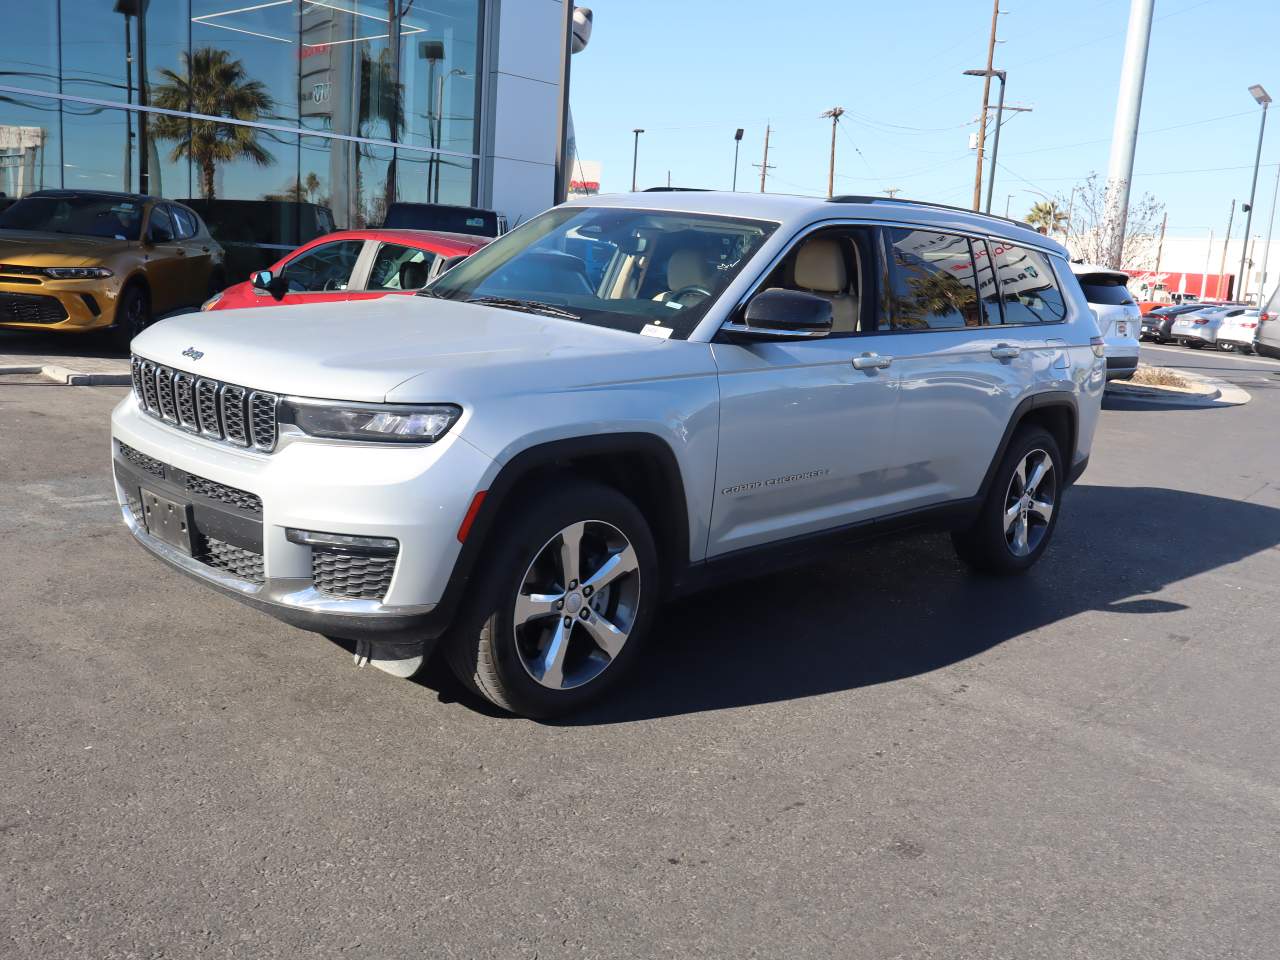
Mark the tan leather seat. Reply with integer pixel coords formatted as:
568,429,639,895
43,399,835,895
793,239,859,333
656,248,714,300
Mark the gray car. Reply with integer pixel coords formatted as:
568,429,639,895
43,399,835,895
1169,304,1247,348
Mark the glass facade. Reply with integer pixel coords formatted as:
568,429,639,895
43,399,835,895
1,0,483,274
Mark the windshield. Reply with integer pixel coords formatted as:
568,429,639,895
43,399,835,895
426,205,777,339
0,194,145,240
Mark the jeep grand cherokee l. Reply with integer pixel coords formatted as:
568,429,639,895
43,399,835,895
111,192,1104,718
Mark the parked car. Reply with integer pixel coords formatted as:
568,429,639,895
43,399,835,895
382,202,506,238
181,198,335,285
1215,309,1261,353
1169,304,1248,348
112,191,1104,717
1071,262,1140,380
0,189,225,347
201,228,489,312
1141,303,1206,343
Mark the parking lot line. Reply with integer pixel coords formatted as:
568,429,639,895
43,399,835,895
1141,343,1280,369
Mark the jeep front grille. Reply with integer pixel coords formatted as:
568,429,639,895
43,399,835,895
132,355,278,452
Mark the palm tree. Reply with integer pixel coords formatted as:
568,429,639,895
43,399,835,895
1026,200,1068,235
150,48,274,199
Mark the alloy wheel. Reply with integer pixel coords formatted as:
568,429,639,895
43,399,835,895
1003,448,1056,558
512,520,641,690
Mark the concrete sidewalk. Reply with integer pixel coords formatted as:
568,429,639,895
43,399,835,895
0,332,131,385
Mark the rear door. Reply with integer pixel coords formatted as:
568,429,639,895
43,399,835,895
345,241,440,304
885,231,1058,508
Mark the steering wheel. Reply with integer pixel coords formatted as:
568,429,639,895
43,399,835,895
666,285,713,307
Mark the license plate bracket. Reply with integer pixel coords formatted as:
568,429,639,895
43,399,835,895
140,487,196,556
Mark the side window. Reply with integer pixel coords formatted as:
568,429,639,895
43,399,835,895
170,205,198,240
990,244,1068,324
755,227,873,335
279,239,364,293
884,229,982,329
365,243,438,291
147,205,175,243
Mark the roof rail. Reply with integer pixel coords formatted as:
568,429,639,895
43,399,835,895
828,194,1035,231
641,186,711,192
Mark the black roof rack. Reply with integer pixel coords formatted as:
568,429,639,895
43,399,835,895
28,187,158,203
641,186,711,192
828,194,1034,231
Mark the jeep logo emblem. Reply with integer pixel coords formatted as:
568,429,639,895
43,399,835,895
182,347,204,361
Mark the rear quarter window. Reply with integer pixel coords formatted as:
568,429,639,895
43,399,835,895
1077,278,1135,306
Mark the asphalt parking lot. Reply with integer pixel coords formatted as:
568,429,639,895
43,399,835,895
3,346,1279,959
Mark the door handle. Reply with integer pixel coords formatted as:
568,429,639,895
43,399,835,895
990,344,1021,360
852,352,893,370
175,248,186,256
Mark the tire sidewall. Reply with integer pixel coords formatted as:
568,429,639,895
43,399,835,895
113,284,151,349
466,482,660,718
995,427,1062,571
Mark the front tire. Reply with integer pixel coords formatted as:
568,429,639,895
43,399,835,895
444,479,659,718
952,426,1062,575
110,283,151,352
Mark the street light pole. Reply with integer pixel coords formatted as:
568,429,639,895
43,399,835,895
1238,85,1271,298
732,128,744,191
630,128,643,192
1101,0,1156,269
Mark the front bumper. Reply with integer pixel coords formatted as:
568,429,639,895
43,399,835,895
110,393,496,647
0,279,118,331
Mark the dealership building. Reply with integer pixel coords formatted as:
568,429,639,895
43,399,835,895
0,1,569,256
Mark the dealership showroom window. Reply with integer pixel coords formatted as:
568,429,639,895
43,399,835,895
0,1,494,270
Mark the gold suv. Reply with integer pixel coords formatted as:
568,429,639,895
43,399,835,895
0,190,225,348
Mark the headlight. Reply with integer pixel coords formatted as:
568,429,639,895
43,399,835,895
281,400,461,444
42,266,113,279
200,292,224,311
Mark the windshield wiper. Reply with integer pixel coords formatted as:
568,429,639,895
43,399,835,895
464,296,581,321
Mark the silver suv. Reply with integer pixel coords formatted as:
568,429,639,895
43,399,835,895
111,192,1105,717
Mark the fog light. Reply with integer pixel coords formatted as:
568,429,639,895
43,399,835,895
286,528,398,554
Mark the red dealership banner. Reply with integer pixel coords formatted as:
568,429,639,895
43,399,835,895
1125,270,1234,300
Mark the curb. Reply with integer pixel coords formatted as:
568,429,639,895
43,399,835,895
0,363,132,386
1106,369,1250,407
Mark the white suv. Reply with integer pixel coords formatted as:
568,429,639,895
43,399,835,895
111,192,1105,717
1070,262,1140,380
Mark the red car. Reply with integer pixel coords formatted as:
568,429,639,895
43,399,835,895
202,228,489,312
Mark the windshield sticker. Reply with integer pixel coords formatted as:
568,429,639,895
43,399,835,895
640,323,674,340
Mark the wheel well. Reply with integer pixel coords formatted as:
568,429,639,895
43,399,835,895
121,274,150,302
480,444,689,595
1019,403,1075,465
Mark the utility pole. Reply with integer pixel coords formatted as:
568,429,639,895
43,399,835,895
1100,0,1156,269
1219,199,1236,299
971,0,1000,211
883,187,902,198
1238,85,1271,295
1242,235,1258,302
1154,211,1167,277
1005,193,1015,218
820,107,845,198
732,128,744,191
755,124,774,193
630,128,643,192
1257,163,1280,305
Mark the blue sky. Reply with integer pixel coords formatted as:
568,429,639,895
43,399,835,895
571,0,1277,240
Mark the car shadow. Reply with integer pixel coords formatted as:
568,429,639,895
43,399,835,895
420,484,1277,725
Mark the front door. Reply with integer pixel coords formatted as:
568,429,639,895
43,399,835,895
260,238,368,308
706,226,904,557
141,204,186,315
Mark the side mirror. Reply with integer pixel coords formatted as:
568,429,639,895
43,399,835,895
148,225,174,244
723,288,833,340
252,269,287,300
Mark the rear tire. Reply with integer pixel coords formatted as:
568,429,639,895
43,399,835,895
110,283,151,353
443,479,659,718
952,426,1063,576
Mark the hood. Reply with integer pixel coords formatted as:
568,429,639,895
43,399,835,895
131,294,687,403
0,230,130,267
